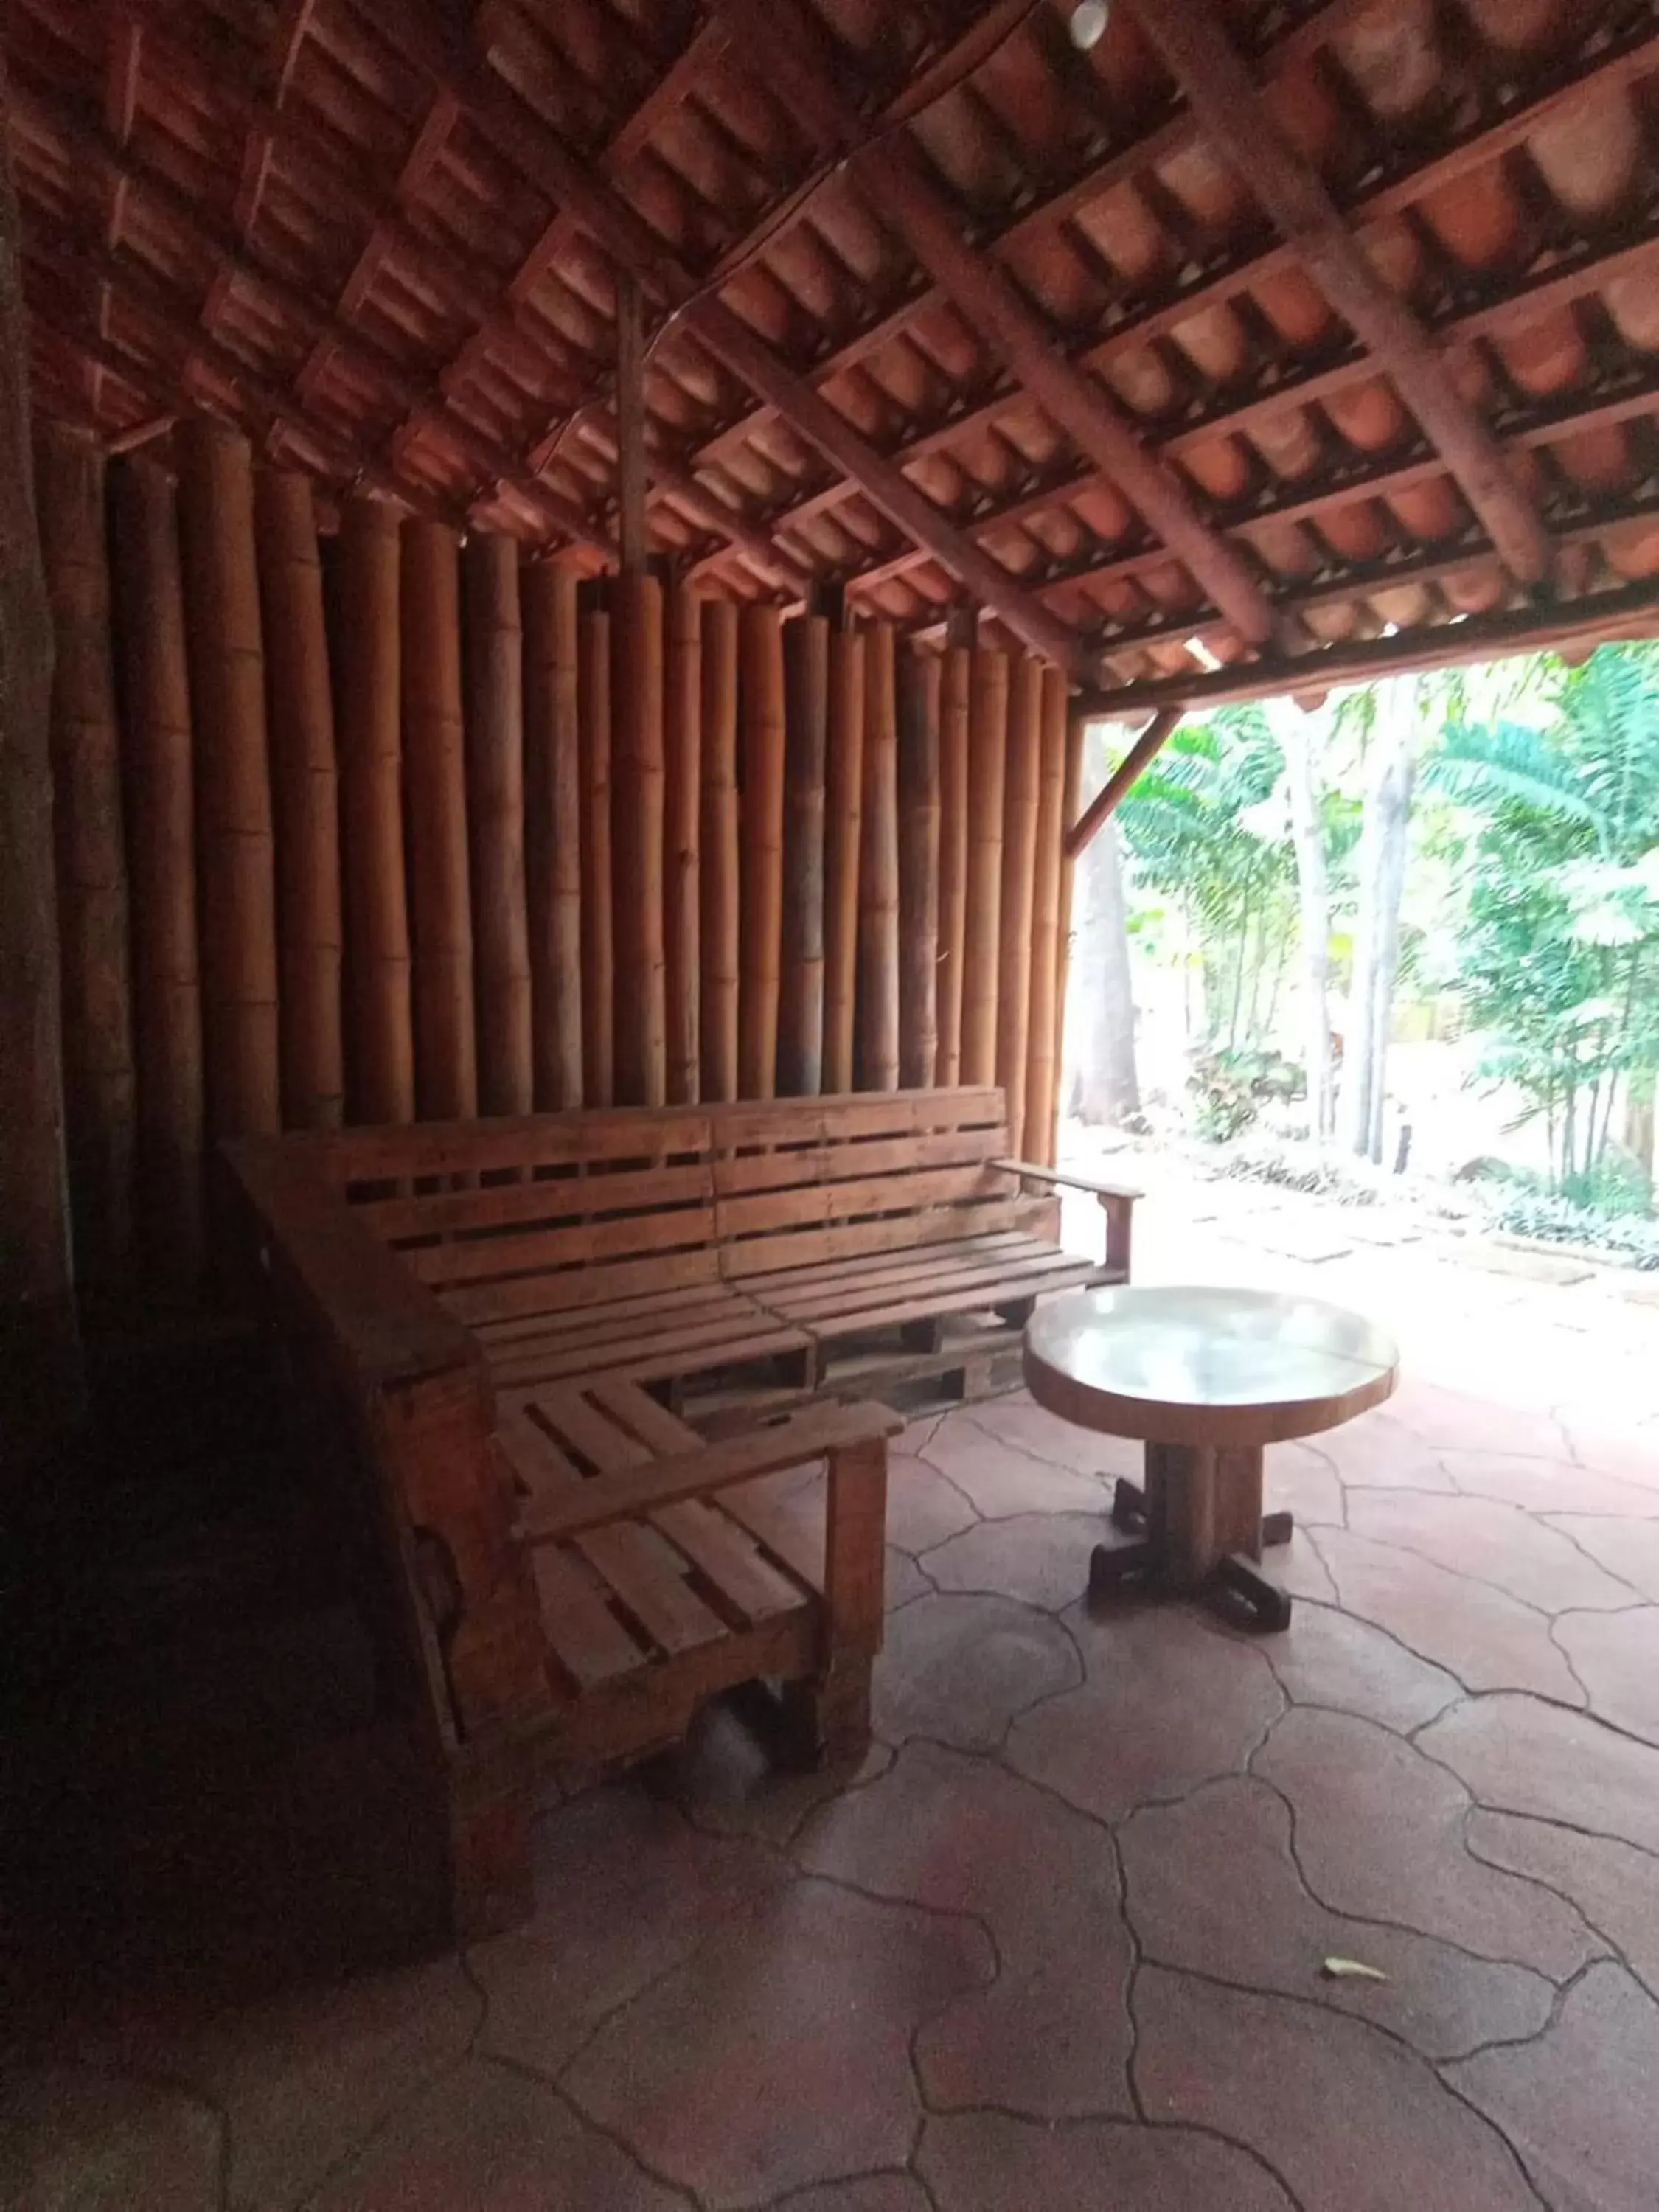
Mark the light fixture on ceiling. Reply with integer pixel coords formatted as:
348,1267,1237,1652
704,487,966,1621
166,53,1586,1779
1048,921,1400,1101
1070,0,1110,53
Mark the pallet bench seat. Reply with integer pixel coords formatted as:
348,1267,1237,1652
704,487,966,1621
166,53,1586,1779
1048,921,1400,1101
220,1087,1135,1944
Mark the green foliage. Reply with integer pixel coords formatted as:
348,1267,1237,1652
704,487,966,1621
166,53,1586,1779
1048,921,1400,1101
1186,1044,1303,1142
1426,645,1659,1199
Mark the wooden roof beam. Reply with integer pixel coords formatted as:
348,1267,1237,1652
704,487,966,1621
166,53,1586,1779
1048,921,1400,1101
714,0,1285,655
397,1,1090,674
1124,0,1554,594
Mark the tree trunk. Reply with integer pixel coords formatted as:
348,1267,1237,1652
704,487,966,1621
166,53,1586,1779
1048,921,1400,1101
1624,1071,1655,1186
1267,698,1334,1142
1068,723,1140,1127
1338,674,1417,1164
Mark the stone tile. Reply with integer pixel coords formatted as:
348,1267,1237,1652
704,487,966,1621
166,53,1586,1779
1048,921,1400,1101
0,2065,220,2212
1345,1492,1635,1614
1317,1409,1455,1492
664,1704,894,1851
143,1956,481,2211
1312,1529,1586,1700
883,1453,980,1554
799,1742,1133,2118
1551,1607,1659,1745
1006,1604,1282,1822
782,2184,931,2212
872,1593,1079,1751
1262,1602,1461,1731
1468,1812,1659,1999
917,2110,1296,2212
473,1786,785,2078
1385,1380,1568,1460
1134,1966,1540,2212
1446,1453,1659,1520
884,1544,931,1610
965,1393,1142,1482
562,1877,989,2209
919,1514,1104,1613
1264,1440,1345,1526
1545,1514,1659,1601
1458,1241,1594,1285
1419,1694,1659,1855
1268,1526,1340,1604
1559,1429,1659,1494
1448,1964,1659,2212
1253,1708,1599,1981
308,2057,684,2211
1122,1776,1554,2059
919,1416,1110,1519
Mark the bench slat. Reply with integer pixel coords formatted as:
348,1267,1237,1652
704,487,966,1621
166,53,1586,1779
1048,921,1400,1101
444,1247,721,1328
573,1522,729,1657
365,1161,714,1244
408,1202,717,1287
650,1500,805,1624
532,1548,648,1690
722,1479,827,1595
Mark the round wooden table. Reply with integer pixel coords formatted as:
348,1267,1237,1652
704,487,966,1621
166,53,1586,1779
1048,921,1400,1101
1024,1285,1399,1630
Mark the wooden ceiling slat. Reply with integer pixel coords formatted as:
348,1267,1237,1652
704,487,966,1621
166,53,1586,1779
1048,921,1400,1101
715,0,1286,653
1125,0,1554,594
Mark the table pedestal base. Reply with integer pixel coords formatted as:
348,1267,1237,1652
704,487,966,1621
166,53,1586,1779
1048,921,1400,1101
1087,1444,1293,1631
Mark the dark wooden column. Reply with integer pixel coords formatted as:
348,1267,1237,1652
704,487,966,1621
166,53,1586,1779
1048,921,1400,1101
0,55,83,1457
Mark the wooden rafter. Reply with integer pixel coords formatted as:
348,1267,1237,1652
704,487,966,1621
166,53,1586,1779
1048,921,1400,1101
1065,709,1185,863
1123,0,1554,592
714,0,1286,653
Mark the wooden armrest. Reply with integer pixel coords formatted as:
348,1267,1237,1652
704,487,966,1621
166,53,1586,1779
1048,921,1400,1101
220,1135,477,1391
521,1400,901,1545
992,1157,1143,1203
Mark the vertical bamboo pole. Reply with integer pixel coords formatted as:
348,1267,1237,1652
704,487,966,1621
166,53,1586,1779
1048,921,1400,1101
997,656,1043,1157
664,580,702,1104
462,534,532,1116
739,603,786,1100
401,519,477,1121
779,613,828,1096
699,599,740,1102
1026,664,1068,1169
961,647,1008,1087
37,424,134,1275
579,599,614,1105
822,627,866,1096
255,468,343,1131
612,572,666,1106
1053,700,1087,1165
335,498,412,1124
177,414,279,1140
111,456,203,1278
858,623,900,1092
523,560,583,1110
897,645,941,1091
936,644,970,1086
1,76,80,1451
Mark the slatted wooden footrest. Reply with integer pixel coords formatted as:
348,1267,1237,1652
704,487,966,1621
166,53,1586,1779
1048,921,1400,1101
495,1377,900,1774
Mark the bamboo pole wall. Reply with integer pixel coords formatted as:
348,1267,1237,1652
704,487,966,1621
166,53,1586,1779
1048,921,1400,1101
38,414,1082,1289
256,469,344,1131
523,560,583,1110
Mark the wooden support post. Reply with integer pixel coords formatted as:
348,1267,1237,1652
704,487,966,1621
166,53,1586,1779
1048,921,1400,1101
523,560,584,1111
1053,701,1086,1160
779,613,827,1096
997,655,1043,1158
857,622,900,1092
739,603,786,1100
612,572,667,1106
36,424,135,1278
699,598,740,1102
615,270,648,578
1,87,81,1450
664,580,701,1105
897,644,940,1091
936,642,970,1088
256,468,343,1130
335,498,413,1125
1065,706,1184,862
961,646,1008,1087
400,519,478,1121
462,535,532,1117
177,414,279,1140
822,626,866,1096
1026,664,1068,1169
807,1434,888,1756
111,457,203,1278
578,600,614,1106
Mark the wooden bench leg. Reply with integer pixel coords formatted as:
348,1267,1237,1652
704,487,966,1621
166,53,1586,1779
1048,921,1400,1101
953,1354,996,1402
786,1434,887,1766
448,1733,538,1941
